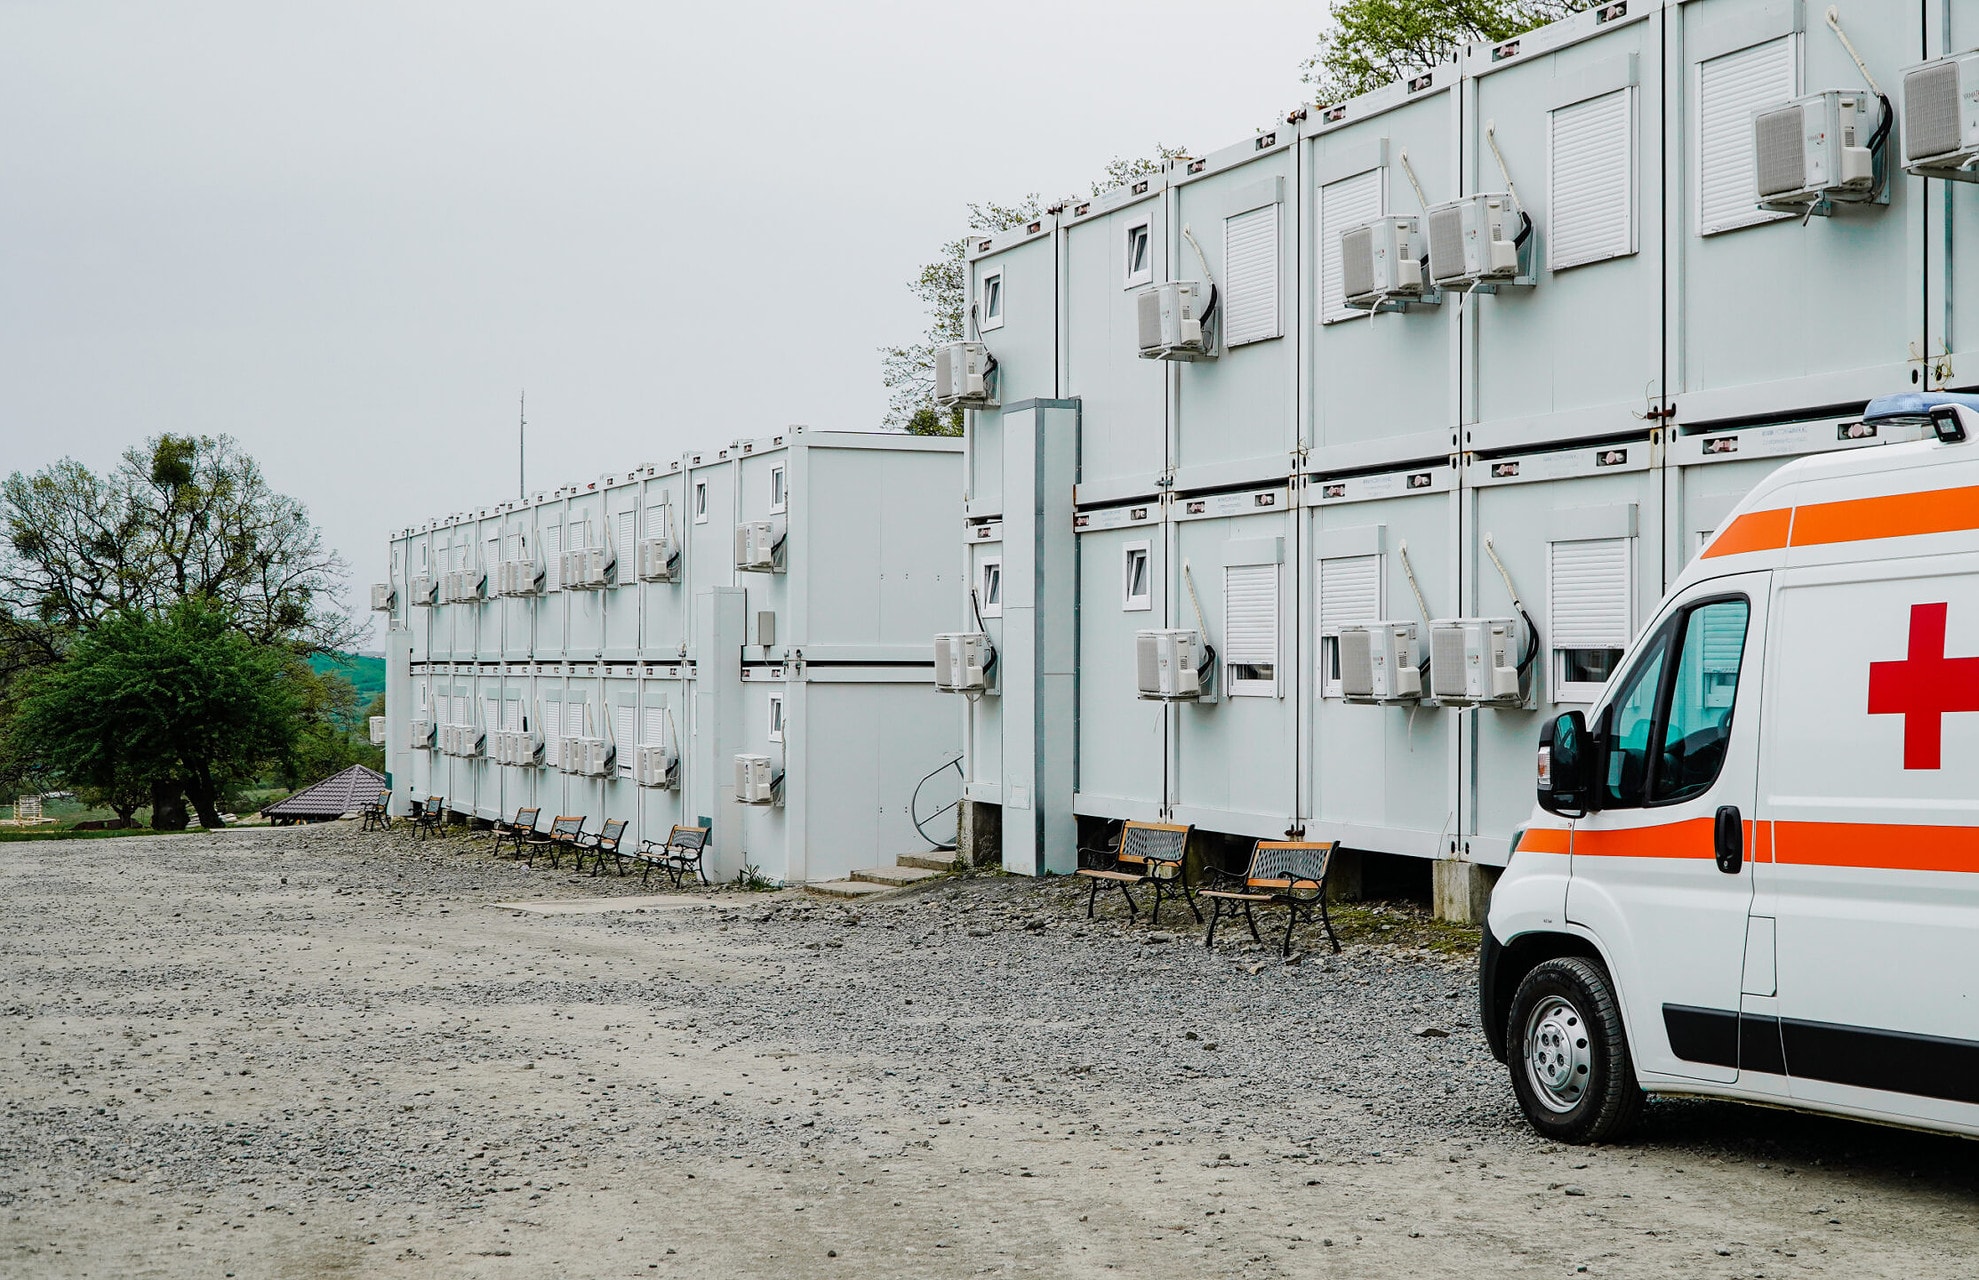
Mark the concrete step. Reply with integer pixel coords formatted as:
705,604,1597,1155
850,865,941,887
803,879,894,900
897,852,960,873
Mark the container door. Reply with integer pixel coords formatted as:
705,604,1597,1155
1565,572,1767,1084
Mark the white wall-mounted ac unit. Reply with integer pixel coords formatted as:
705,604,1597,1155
735,521,783,573
370,583,395,611
934,341,998,409
1755,90,1882,212
1428,618,1523,706
1135,629,1206,701
734,753,779,805
933,631,992,693
1136,281,1214,361
557,734,587,773
496,558,543,597
443,567,486,603
1425,195,1525,291
634,744,678,789
456,725,485,758
1903,51,1979,179
637,535,680,582
408,575,437,607
493,728,544,766
561,546,612,590
409,716,434,748
1341,216,1432,309
1339,621,1422,703
369,715,387,745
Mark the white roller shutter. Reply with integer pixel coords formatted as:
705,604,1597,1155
566,701,587,738
1696,36,1796,235
1549,88,1635,270
452,694,468,727
1548,538,1633,649
503,698,521,731
1317,554,1383,634
616,510,635,557
1224,563,1279,695
641,705,667,746
542,698,562,764
544,524,563,591
1223,204,1282,346
612,704,636,776
1318,169,1385,323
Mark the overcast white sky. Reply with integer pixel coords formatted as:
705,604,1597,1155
0,1,1324,647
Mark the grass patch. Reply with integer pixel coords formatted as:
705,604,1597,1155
0,826,189,843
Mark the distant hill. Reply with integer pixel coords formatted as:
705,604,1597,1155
310,651,386,707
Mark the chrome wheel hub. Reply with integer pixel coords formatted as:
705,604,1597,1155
1523,995,1592,1114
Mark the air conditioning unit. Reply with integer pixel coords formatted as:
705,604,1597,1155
734,753,779,805
494,728,543,766
1338,622,1422,703
637,535,680,582
1135,629,1205,701
561,545,612,590
1136,281,1213,361
634,744,679,789
934,341,998,409
933,632,992,693
370,583,395,611
1340,216,1431,309
586,738,613,776
410,716,433,749
1429,618,1523,706
369,715,387,745
408,575,437,607
735,521,783,573
1425,194,1525,291
1754,90,1881,212
450,567,486,603
437,723,456,754
1903,51,1979,179
496,557,543,597
456,725,485,759
558,734,587,773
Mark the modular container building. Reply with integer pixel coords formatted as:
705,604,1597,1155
380,430,964,886
950,0,1958,916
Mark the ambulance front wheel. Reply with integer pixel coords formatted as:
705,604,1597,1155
1506,956,1643,1144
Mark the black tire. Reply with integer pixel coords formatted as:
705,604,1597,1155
1505,955,1643,1144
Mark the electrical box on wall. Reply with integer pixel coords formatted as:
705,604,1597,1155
1754,90,1885,214
1338,622,1422,703
734,753,779,805
370,583,395,611
1136,281,1214,361
637,535,680,582
933,631,992,693
1135,629,1208,701
735,521,784,573
1429,618,1524,706
1341,217,1436,311
1425,194,1528,291
934,341,998,408
1903,51,1979,181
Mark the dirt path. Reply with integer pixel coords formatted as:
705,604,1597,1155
3,823,1975,1277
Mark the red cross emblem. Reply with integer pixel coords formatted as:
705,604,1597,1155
1868,602,1979,770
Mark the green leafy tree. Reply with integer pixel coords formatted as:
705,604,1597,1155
1304,0,1592,103
882,148,1188,435
8,599,304,829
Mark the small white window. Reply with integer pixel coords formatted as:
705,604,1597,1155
1124,217,1152,288
770,465,786,514
418,543,429,572
694,481,708,523
1224,563,1280,696
767,694,785,744
979,270,1004,331
1549,87,1635,271
1316,554,1384,698
1223,204,1282,346
1317,168,1385,323
1550,537,1634,702
978,557,1003,619
1122,542,1152,612
1695,36,1796,236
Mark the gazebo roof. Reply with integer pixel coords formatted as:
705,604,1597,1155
260,763,387,820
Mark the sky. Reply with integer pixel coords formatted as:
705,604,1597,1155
0,1,1325,648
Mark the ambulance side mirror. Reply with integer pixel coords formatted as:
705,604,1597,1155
1537,711,1594,816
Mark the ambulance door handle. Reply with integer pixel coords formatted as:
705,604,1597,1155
1714,805,1743,874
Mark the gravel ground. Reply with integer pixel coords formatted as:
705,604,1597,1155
4,822,1977,1278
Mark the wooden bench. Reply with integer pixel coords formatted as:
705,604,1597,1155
1201,840,1341,956
527,815,585,868
1074,820,1197,925
489,806,540,858
579,818,631,876
413,796,447,840
628,824,711,888
359,797,392,831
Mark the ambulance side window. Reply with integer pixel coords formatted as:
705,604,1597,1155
1651,598,1750,804
1601,622,1673,810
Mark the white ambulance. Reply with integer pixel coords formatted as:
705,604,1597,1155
1483,393,1979,1144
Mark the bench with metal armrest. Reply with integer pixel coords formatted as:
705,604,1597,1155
578,818,631,876
527,815,586,868
627,824,711,888
1074,820,1198,925
359,796,392,831
413,796,447,839
488,806,540,858
1201,839,1341,956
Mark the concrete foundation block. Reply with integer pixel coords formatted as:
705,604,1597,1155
956,799,1001,869
1325,847,1364,902
1433,860,1500,924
